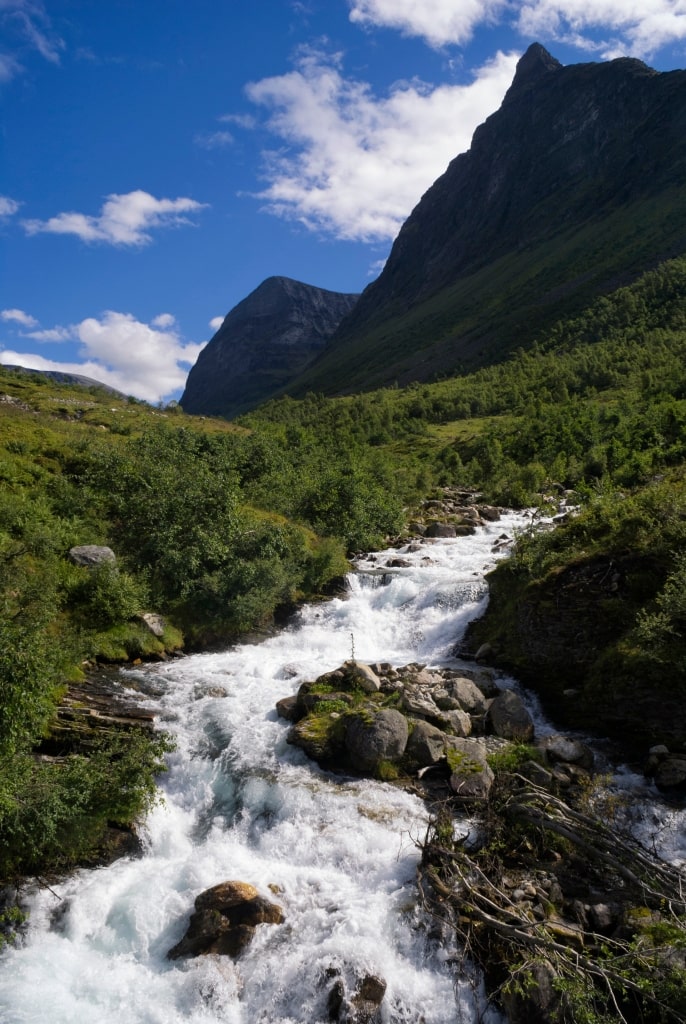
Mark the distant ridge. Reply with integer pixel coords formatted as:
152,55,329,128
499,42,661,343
180,277,359,418
2,365,124,396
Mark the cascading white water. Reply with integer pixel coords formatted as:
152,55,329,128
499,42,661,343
0,513,536,1023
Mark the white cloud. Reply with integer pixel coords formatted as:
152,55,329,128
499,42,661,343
151,313,176,328
516,1,686,58
218,112,257,129
0,53,21,81
0,1,64,81
349,0,508,48
195,130,235,149
1,307,37,327
0,195,20,218
0,311,206,403
348,0,686,57
209,316,224,331
24,326,73,341
246,48,519,243
22,189,208,246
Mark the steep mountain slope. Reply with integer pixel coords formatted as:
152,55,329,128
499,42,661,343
290,44,686,395
180,277,358,417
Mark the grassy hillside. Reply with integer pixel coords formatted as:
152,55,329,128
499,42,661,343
247,256,686,759
0,371,409,879
4,254,686,878
287,185,686,397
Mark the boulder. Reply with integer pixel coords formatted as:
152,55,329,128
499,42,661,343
540,734,594,771
139,612,166,637
425,523,457,538
487,690,535,742
406,721,447,767
276,695,300,722
167,881,283,960
288,714,344,762
436,709,472,737
447,738,494,802
401,687,441,718
651,754,686,792
345,710,408,772
68,545,116,567
328,973,387,1024
445,677,488,715
477,505,502,522
432,689,462,711
344,661,381,693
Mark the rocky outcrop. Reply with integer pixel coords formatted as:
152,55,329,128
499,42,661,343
279,660,542,805
167,881,284,960
180,276,358,418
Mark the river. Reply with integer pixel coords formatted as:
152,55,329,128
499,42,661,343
0,512,681,1023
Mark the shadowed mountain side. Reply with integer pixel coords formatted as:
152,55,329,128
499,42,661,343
289,44,686,395
180,277,359,418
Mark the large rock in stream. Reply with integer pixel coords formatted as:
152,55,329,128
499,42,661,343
167,881,284,960
345,710,409,772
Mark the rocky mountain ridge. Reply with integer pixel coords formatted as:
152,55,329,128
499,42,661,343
180,276,358,418
287,43,686,395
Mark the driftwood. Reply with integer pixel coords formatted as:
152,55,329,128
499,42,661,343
418,774,686,1023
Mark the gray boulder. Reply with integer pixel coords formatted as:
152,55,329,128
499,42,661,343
345,710,408,772
406,721,447,767
139,612,166,637
344,661,381,693
425,523,457,538
445,677,488,715
447,738,494,802
68,545,116,567
436,708,472,737
541,734,594,770
487,689,535,742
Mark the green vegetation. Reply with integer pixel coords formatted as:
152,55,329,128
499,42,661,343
421,773,686,1024
4,253,686,882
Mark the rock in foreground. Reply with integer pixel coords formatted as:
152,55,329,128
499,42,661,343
167,881,284,960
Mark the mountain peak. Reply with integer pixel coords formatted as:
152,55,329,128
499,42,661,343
505,42,562,98
180,278,359,417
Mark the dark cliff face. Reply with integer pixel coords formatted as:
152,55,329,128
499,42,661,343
292,44,686,395
180,277,359,418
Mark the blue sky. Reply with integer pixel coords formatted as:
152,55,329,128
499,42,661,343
2,0,686,403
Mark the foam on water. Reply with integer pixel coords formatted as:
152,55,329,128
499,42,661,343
0,516,529,1023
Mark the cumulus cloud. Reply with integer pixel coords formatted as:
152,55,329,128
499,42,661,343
246,48,519,243
1,307,37,327
0,311,206,403
349,0,508,48
151,313,176,328
348,0,686,57
23,189,208,246
209,316,225,331
0,195,20,218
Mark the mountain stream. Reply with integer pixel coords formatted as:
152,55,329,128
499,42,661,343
0,513,683,1023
